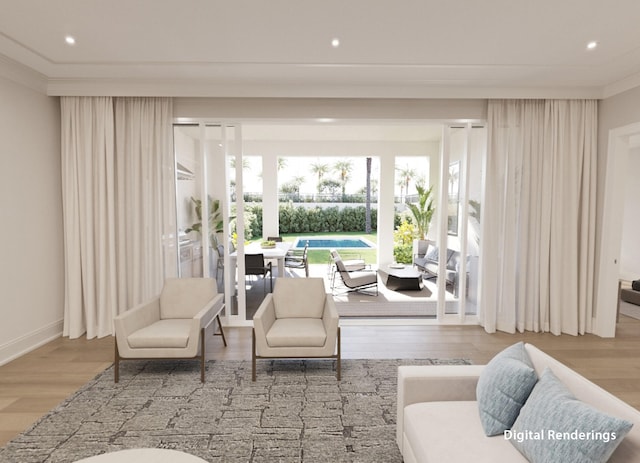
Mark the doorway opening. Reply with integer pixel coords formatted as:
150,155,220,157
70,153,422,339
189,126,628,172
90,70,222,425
172,120,486,326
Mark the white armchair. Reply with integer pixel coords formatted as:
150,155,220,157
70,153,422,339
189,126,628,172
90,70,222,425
114,278,226,383
252,277,341,381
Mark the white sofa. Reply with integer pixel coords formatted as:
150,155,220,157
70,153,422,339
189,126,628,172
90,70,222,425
397,343,640,462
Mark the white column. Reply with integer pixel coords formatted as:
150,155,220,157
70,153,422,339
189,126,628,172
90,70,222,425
262,153,279,239
378,154,396,268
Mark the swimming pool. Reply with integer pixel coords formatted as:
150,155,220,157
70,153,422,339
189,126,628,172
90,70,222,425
293,237,374,249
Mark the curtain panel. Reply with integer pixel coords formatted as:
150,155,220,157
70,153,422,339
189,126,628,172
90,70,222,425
481,99,597,336
61,97,175,339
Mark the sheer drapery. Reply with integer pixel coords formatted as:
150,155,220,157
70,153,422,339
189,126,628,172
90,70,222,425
481,99,597,336
61,97,175,339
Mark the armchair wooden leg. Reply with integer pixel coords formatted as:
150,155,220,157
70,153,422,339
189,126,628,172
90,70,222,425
114,341,120,383
252,328,257,382
337,326,341,381
200,327,206,383
215,314,228,346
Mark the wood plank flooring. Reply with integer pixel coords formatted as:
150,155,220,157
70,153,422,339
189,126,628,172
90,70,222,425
1,315,640,447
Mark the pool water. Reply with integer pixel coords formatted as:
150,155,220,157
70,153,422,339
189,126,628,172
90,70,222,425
294,238,373,249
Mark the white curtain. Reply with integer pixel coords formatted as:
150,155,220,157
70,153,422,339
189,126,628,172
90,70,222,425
480,99,597,336
61,97,175,339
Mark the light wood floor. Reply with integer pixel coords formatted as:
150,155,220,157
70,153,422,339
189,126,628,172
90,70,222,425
2,316,640,447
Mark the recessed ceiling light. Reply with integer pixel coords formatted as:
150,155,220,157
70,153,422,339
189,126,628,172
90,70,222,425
331,38,340,48
317,118,336,123
65,36,76,45
587,41,598,50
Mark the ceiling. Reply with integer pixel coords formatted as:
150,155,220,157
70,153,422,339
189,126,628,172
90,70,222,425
2,0,640,98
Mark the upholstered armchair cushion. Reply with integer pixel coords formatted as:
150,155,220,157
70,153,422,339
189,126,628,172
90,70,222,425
272,277,326,318
159,277,218,319
266,318,327,348
127,319,193,349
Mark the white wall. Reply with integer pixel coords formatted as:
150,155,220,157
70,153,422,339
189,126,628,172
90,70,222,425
0,64,63,364
620,147,640,278
599,89,640,280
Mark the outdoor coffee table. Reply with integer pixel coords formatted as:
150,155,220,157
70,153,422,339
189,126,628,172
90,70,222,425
380,265,424,291
74,448,207,463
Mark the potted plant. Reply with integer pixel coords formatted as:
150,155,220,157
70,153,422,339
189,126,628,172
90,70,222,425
186,195,228,249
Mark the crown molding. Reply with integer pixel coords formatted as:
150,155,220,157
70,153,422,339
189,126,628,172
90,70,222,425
0,54,47,94
603,71,640,99
46,77,604,100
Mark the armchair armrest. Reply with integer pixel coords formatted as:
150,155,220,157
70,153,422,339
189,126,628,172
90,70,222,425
114,298,161,340
321,294,339,349
396,364,485,452
253,294,276,354
193,293,224,331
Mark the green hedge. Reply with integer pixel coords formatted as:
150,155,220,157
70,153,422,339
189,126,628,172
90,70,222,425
242,204,403,239
243,204,382,238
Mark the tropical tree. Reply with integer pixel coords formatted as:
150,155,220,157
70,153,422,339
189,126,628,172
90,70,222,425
396,165,417,202
185,196,230,249
333,160,353,198
318,179,341,198
230,157,251,170
406,184,435,240
310,162,330,193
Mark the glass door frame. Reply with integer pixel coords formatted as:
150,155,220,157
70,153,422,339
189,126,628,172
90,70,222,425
173,118,486,327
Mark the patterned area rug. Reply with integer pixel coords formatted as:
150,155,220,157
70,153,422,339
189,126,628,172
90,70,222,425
0,358,470,463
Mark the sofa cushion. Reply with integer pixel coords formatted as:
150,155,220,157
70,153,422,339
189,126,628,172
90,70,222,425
128,319,192,348
510,368,633,463
266,318,327,348
476,342,538,436
404,401,528,462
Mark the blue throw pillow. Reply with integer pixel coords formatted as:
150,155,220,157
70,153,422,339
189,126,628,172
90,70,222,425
476,342,538,436
509,368,633,463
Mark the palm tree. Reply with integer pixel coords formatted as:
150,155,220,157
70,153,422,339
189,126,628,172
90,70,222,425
396,165,417,202
333,160,353,198
406,185,435,240
230,157,251,171
310,162,330,193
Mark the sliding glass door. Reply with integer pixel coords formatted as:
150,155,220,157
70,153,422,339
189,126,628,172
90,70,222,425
172,119,486,326
173,123,248,324
436,123,486,322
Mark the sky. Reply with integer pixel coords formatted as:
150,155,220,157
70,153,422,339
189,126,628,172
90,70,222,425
240,156,429,197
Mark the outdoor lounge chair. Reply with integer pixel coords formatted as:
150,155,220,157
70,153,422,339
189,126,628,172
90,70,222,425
285,240,309,277
332,254,378,296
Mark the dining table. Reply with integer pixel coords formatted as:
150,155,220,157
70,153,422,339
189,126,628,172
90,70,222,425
229,241,292,288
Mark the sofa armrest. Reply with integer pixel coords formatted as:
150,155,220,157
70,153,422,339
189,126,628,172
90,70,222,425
396,365,485,453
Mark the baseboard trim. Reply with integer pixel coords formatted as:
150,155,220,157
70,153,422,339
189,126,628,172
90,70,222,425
0,319,64,366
